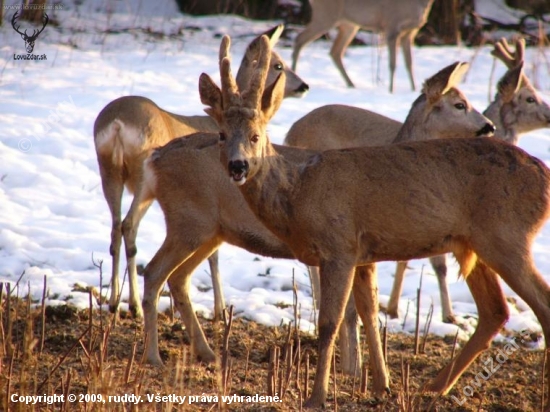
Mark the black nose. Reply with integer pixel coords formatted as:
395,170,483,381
296,82,309,93
228,159,249,175
477,123,496,137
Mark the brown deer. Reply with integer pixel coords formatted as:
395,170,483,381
93,25,308,319
292,0,435,92
286,37,550,325
286,61,495,367
389,38,550,321
200,34,550,408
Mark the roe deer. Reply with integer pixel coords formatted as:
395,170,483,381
286,37,550,324
93,25,308,319
391,38,550,322
292,0,435,92
286,61,495,368
201,34,550,408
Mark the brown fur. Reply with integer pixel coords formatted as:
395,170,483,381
93,25,308,319
202,34,550,408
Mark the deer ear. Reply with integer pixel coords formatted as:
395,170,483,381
199,73,223,124
497,63,523,104
261,72,286,121
263,24,284,47
423,62,468,104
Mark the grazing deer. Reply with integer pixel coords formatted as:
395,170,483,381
292,0,435,92
201,34,550,408
93,25,308,319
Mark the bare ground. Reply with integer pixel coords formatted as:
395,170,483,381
0,297,546,411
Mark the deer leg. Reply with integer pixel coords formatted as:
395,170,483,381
97,156,124,315
292,17,336,71
338,291,361,376
121,184,154,319
329,22,359,88
353,264,389,397
424,261,508,394
386,31,400,93
387,261,408,318
400,30,417,91
310,264,360,376
142,236,208,366
208,250,225,321
305,259,356,408
168,240,222,363
429,254,455,323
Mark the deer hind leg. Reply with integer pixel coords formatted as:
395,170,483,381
429,254,455,323
168,240,222,363
121,182,154,319
387,261,408,318
386,30,400,93
424,260,508,394
329,22,359,88
305,258,356,408
352,264,389,397
97,154,124,314
309,265,360,376
208,250,225,321
400,30,417,91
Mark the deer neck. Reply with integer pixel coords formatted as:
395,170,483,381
483,98,519,145
238,142,300,243
392,94,426,143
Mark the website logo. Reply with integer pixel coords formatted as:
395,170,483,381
12,11,48,60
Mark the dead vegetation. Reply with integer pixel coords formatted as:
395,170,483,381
0,279,545,411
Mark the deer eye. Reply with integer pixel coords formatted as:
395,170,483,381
250,134,259,144
274,63,283,71
219,132,226,142
526,97,536,103
454,103,466,110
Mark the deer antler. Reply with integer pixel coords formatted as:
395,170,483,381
11,11,25,37
491,37,525,69
218,36,239,108
242,35,271,110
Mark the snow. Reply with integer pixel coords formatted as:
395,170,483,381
1,0,550,345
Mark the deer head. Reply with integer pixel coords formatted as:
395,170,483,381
199,35,286,185
12,11,49,54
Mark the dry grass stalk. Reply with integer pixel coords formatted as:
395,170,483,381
420,302,434,354
402,299,411,330
39,275,47,356
304,351,310,399
221,305,234,396
332,349,338,411
414,269,424,355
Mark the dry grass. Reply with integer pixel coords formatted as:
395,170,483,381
0,280,545,411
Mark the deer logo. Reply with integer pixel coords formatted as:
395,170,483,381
12,11,49,54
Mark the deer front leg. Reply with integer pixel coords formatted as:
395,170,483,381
305,259,355,408
423,261,508,394
353,264,390,397
208,250,226,321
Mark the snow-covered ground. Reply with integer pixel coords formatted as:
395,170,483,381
1,0,550,344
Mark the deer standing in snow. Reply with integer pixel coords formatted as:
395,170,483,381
200,34,550,408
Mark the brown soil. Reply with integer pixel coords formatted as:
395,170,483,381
0,299,545,411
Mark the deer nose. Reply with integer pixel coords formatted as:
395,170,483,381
228,159,249,184
476,122,496,137
296,82,309,94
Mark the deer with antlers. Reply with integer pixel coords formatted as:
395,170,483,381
198,34,550,408
93,25,308,319
11,11,49,54
292,0,435,92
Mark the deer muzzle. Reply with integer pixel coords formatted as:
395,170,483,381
228,159,249,186
476,122,496,137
